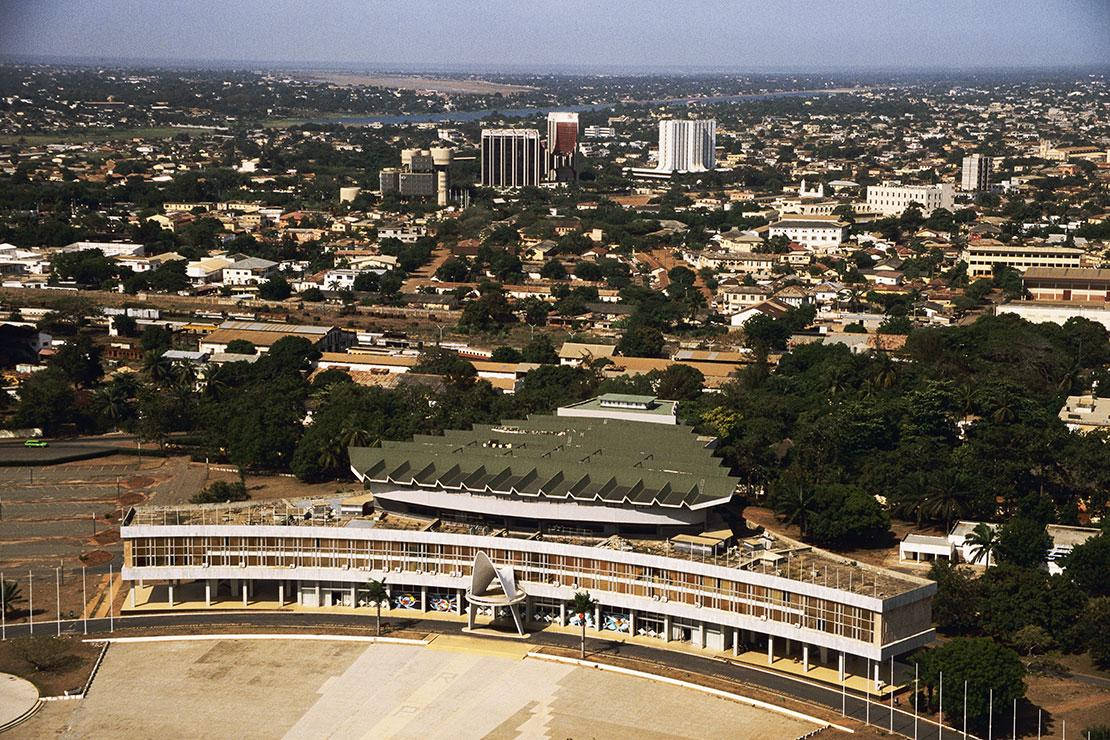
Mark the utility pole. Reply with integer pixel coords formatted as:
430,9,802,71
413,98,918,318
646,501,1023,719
82,566,88,635
55,567,60,636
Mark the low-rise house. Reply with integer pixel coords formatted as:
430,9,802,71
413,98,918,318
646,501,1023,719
1057,395,1110,433
715,284,772,314
558,342,617,366
222,257,279,286
199,320,351,355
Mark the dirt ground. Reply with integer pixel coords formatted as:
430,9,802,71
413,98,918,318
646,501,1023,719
0,636,102,697
1026,672,1110,737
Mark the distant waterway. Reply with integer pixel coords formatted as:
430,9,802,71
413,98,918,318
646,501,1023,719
318,87,863,126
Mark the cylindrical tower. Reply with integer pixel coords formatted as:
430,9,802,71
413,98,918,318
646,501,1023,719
430,147,451,207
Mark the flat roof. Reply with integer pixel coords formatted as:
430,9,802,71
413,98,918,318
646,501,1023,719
349,412,737,511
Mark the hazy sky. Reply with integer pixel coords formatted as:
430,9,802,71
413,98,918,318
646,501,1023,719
1,0,1107,71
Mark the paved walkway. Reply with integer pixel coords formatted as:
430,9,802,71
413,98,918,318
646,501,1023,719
2,611,968,739
0,673,39,729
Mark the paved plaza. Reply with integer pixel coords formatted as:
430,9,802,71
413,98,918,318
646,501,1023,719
50,638,816,739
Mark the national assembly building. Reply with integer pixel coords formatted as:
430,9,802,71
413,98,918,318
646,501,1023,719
120,394,936,684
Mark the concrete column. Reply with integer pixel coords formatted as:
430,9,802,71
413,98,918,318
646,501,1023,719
838,652,846,682
785,637,792,655
732,630,740,657
663,614,672,642
559,601,567,626
420,585,427,612
130,586,136,608
246,579,252,598
167,583,175,607
351,585,357,608
278,582,284,606
139,577,144,588
628,609,635,637
593,605,601,633
205,580,212,607
820,645,828,664
767,635,774,665
803,645,810,673
231,580,240,597
873,662,881,691
467,602,476,630
315,581,321,608
456,588,464,615
242,580,248,606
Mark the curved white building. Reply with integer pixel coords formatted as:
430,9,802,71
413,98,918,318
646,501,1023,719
120,396,935,682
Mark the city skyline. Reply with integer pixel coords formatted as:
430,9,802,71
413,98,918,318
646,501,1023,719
1,0,1107,71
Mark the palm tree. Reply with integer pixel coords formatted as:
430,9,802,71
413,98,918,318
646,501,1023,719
571,591,598,660
2,579,22,616
779,484,818,536
143,350,173,384
366,578,388,636
965,522,998,569
871,355,898,390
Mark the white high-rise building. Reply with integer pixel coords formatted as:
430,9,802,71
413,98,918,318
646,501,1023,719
656,119,716,173
960,154,991,192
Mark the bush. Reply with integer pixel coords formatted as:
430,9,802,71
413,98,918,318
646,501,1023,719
190,480,249,504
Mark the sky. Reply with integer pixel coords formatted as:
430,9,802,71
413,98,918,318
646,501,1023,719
0,0,1107,72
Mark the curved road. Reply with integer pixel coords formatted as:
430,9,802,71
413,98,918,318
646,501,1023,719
2,610,977,739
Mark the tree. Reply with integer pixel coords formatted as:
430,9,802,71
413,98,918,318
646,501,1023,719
540,259,567,280
300,286,325,302
224,339,257,355
458,283,515,333
521,335,558,364
655,364,705,401
435,258,470,283
13,367,79,435
1012,625,1054,656
353,271,381,292
2,578,23,616
927,560,981,635
965,522,999,569
1061,534,1108,597
571,591,597,659
113,314,139,337
312,368,353,389
190,480,250,504
367,578,388,636
413,347,477,387
804,484,890,549
258,276,292,301
914,638,1025,731
50,334,103,388
996,518,1050,568
140,325,174,354
490,346,523,363
617,325,664,358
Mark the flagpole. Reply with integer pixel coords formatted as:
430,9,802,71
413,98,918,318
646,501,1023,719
914,662,919,740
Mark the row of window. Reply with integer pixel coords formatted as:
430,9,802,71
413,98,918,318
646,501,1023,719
127,536,879,643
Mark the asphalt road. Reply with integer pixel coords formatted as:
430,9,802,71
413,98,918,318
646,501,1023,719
0,611,980,739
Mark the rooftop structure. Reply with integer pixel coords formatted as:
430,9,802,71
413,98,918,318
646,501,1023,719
349,406,729,532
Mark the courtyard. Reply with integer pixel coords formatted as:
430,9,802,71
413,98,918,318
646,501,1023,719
23,637,819,739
